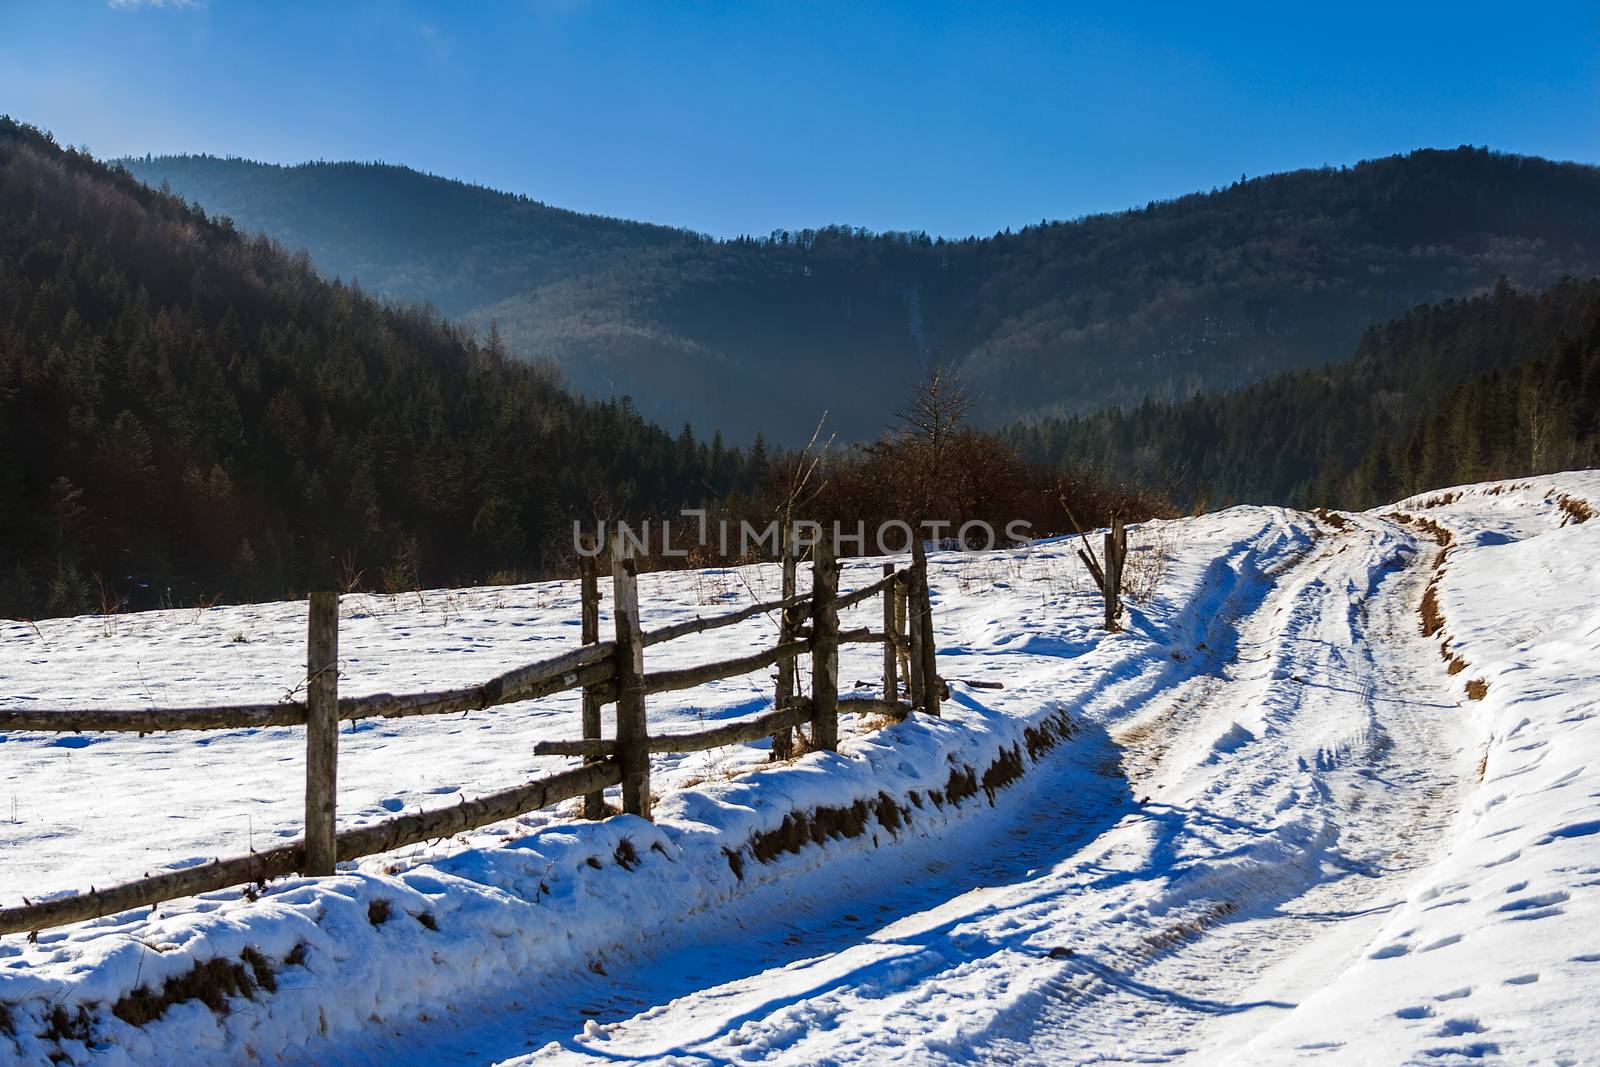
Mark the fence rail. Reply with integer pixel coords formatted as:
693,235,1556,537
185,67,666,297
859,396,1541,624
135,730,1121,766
0,527,944,937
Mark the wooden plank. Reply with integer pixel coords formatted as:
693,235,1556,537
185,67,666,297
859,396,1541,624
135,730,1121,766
643,592,810,647
907,568,925,711
913,538,940,717
895,576,913,698
829,567,908,613
335,759,621,862
882,563,898,701
788,625,882,644
646,700,811,755
644,639,809,694
0,702,306,734
533,737,617,757
579,550,605,819
1103,529,1119,631
0,759,623,937
0,641,618,735
304,592,339,876
471,642,617,708
610,529,651,819
771,520,799,760
839,696,914,720
0,845,304,936
811,532,840,750
538,700,815,759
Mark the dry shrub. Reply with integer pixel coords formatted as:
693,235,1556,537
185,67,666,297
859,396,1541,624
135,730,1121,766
1555,493,1594,525
1122,526,1175,602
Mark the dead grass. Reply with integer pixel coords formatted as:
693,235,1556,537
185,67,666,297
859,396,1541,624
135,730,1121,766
42,1004,92,1048
111,947,278,1028
1121,526,1176,602
1420,584,1446,638
1555,493,1594,525
1465,678,1489,701
733,710,1078,876
1311,508,1351,531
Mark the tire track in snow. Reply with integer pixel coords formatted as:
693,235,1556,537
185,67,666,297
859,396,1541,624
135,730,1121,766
974,514,1469,1065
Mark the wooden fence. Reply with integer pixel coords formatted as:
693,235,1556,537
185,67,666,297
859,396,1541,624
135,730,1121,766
0,528,944,937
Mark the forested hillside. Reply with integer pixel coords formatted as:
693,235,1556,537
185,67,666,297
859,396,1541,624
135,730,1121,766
0,119,761,618
124,149,1600,443
1010,277,1600,508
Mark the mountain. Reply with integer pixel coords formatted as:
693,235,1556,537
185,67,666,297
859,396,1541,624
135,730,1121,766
122,148,1600,443
1009,276,1600,508
0,118,760,619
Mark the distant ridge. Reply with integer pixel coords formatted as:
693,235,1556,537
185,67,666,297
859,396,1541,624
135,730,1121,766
124,147,1600,442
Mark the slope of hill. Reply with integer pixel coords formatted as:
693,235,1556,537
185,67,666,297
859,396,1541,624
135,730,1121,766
0,119,757,619
1012,277,1600,508
123,148,1600,442
3,475,1597,1065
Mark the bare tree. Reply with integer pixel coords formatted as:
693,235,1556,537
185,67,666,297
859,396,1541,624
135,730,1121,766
893,366,973,520
774,412,834,524
895,365,972,455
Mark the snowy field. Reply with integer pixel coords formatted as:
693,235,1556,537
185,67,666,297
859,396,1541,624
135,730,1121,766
2,474,1599,1066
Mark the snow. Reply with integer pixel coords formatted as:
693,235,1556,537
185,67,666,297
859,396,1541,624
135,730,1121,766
3,474,1599,1065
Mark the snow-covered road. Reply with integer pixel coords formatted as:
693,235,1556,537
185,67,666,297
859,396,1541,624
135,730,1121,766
468,510,1476,1066
4,476,1598,1066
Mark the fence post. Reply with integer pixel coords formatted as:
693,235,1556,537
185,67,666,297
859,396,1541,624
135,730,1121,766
907,570,925,712
881,562,898,701
810,530,840,751
912,537,941,717
610,528,652,819
304,591,339,875
771,520,799,760
895,574,913,703
579,546,606,819
1103,516,1124,632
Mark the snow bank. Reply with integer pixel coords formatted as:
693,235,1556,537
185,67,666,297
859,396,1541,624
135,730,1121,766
0,505,1292,1065
1228,473,1600,1064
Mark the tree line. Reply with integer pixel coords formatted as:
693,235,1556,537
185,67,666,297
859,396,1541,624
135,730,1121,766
1,119,1158,620
1010,277,1600,510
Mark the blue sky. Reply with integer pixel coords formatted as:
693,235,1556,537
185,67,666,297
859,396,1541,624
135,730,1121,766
3,1,1596,238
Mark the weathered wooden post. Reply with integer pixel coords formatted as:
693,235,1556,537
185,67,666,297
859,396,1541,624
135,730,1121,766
304,591,339,875
907,563,926,712
610,529,651,818
771,519,799,760
1102,515,1125,632
881,561,898,701
810,530,840,751
578,545,606,818
895,573,913,703
912,538,940,717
